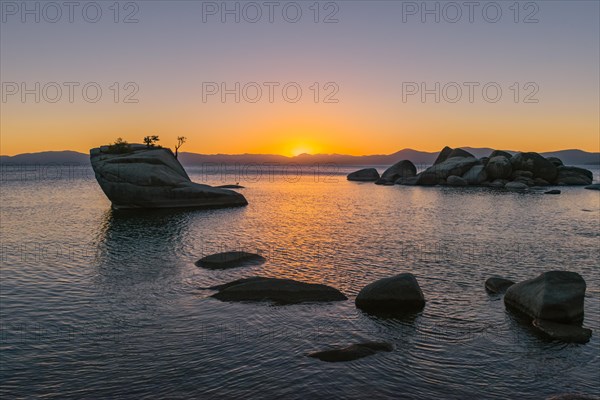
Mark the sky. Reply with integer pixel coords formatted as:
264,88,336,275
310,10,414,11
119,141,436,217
1,0,599,156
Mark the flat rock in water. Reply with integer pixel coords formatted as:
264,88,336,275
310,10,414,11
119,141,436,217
195,251,266,269
546,394,600,400
485,277,515,294
544,190,561,195
210,276,347,304
347,168,380,182
533,319,592,344
308,342,393,362
215,184,245,189
584,184,600,191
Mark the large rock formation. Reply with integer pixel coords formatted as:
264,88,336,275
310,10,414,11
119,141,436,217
209,276,347,304
504,271,586,323
90,145,247,209
347,168,380,182
355,273,425,315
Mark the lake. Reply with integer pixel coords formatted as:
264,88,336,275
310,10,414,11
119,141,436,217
1,164,599,399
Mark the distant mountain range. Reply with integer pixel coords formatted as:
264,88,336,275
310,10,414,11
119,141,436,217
1,148,599,166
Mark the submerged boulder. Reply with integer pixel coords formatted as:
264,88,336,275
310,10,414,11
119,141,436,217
355,273,425,315
555,166,593,186
308,342,393,362
381,160,417,182
485,277,515,294
347,168,380,182
90,145,247,209
210,276,347,304
504,271,586,323
195,251,266,270
533,319,592,344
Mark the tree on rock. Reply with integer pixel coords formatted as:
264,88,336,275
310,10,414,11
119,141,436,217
175,136,186,159
143,135,160,148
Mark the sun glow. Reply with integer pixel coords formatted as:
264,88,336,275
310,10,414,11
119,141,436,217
291,146,313,156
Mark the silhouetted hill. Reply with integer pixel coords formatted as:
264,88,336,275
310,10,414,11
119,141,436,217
1,148,598,166
0,151,89,164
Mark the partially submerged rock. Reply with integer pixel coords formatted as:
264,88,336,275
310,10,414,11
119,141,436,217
556,167,593,186
347,168,380,182
504,271,586,323
380,160,417,182
90,145,247,209
533,319,592,344
447,175,468,186
505,181,529,191
585,184,600,191
308,342,393,362
210,276,347,304
195,251,266,270
216,184,245,189
485,277,515,294
355,273,425,315
544,190,561,195
417,157,479,185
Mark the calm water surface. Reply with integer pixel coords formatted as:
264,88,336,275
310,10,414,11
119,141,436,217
1,165,599,399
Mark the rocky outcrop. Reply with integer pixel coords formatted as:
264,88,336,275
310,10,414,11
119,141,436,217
209,276,347,304
489,150,513,159
485,277,515,294
585,184,600,191
369,146,594,189
90,145,247,209
485,156,512,180
417,157,479,185
447,175,468,186
504,271,586,323
195,251,266,270
546,157,564,167
555,167,593,186
347,168,380,182
462,165,487,185
433,146,453,165
510,152,558,183
505,181,529,190
308,342,393,362
355,273,425,315
380,160,417,182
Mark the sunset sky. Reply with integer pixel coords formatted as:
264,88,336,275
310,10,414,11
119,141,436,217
1,1,599,156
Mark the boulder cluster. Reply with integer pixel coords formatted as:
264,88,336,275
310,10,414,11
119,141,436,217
199,248,592,364
348,146,595,189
